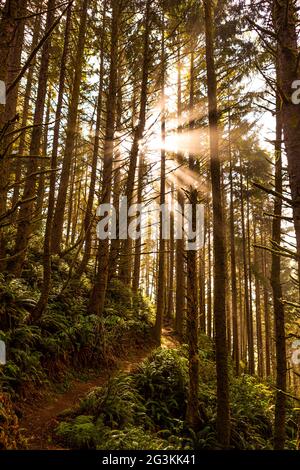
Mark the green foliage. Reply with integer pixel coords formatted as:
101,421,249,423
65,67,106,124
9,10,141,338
106,280,154,320
55,348,192,450
97,427,170,450
1,272,296,451
56,344,286,450
230,375,274,449
56,415,105,449
191,371,293,450
0,393,27,449
0,276,37,329
102,280,154,355
55,343,298,450
134,348,188,427
79,374,148,428
191,369,278,450
0,276,152,395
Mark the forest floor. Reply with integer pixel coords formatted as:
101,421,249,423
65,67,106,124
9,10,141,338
19,326,179,450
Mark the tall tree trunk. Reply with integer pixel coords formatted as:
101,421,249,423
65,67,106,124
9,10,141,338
207,207,212,338
229,119,239,374
132,153,146,293
203,0,230,446
240,156,255,374
199,245,206,332
10,0,56,276
254,219,263,378
4,0,28,222
88,0,120,317
31,2,72,320
119,0,151,285
262,228,271,377
77,0,107,277
246,170,255,372
272,1,300,275
186,47,201,430
186,187,201,431
238,256,246,364
107,83,123,283
66,137,77,247
0,0,24,267
166,183,175,319
222,170,231,352
0,0,19,127
175,42,185,339
11,12,42,218
271,94,286,450
35,91,51,224
51,0,89,254
154,17,166,344
3,0,27,126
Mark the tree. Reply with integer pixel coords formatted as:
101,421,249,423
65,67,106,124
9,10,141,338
203,0,230,446
51,0,89,254
33,2,73,319
228,109,239,374
119,0,152,286
175,38,185,339
77,0,107,278
10,0,57,276
89,0,121,317
272,1,300,270
154,13,166,344
271,91,286,450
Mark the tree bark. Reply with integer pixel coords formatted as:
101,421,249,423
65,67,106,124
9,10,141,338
154,17,166,344
119,0,151,285
246,169,255,373
272,1,300,277
203,0,230,446
262,228,271,377
239,155,255,374
271,94,286,450
0,0,19,127
0,0,25,267
132,153,146,293
51,0,89,253
107,83,123,283
10,12,42,218
3,0,27,126
254,218,263,378
207,207,212,338
77,0,107,277
175,43,185,339
229,117,239,374
166,182,175,318
186,187,201,431
88,0,120,317
33,2,73,320
10,0,56,276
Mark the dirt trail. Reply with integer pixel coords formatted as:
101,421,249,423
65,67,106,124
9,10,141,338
19,327,179,450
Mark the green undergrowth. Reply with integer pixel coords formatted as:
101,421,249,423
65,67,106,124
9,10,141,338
55,341,298,450
0,275,153,396
0,264,153,448
56,348,190,450
0,392,27,450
